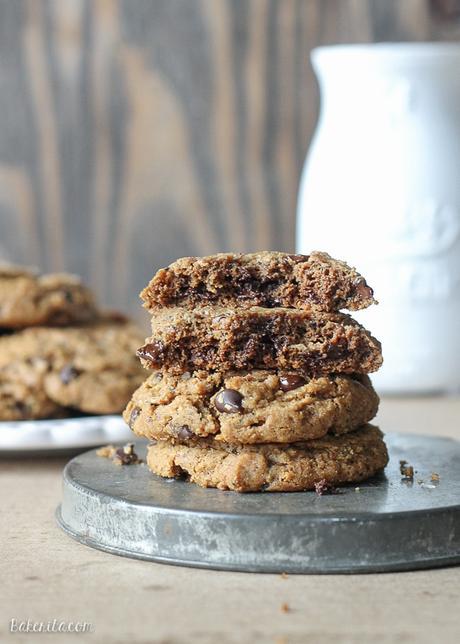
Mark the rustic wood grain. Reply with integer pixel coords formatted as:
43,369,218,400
0,0,458,318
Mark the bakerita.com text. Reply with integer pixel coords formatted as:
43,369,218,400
10,619,94,634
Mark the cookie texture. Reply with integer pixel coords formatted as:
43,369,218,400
138,306,382,376
0,360,66,420
0,265,97,328
141,251,375,313
146,424,388,492
124,370,379,444
0,316,146,418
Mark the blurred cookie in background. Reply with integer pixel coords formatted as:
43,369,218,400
43,316,147,415
0,358,68,421
0,316,146,419
0,265,97,329
0,264,146,420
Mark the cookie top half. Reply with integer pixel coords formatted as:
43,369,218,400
141,251,375,313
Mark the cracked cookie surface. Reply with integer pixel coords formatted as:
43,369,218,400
138,306,382,377
141,251,375,313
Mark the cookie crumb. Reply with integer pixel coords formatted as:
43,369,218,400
97,442,143,466
314,479,341,495
280,572,288,580
96,444,116,459
113,442,143,465
431,472,440,482
280,602,290,613
399,460,414,480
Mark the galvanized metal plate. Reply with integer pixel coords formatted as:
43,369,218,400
56,432,460,573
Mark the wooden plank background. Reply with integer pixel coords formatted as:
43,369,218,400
0,0,459,318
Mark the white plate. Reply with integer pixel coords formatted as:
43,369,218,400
0,415,133,453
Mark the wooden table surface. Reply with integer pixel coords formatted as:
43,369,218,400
1,396,459,644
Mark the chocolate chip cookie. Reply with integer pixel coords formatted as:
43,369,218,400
0,359,67,420
137,306,382,377
124,370,379,444
141,251,375,312
43,320,146,415
0,265,97,328
146,424,388,492
0,316,146,418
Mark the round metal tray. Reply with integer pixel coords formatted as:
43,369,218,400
56,432,460,573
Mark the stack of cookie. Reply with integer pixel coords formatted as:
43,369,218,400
0,265,145,420
124,252,388,492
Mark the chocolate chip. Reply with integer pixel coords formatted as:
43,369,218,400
214,389,244,413
60,364,80,384
279,374,306,392
128,406,141,429
115,447,131,464
175,425,194,440
354,281,373,300
14,401,29,415
107,312,128,324
137,341,165,364
114,443,142,465
287,253,307,263
327,338,348,360
62,289,74,303
115,448,134,465
399,460,414,480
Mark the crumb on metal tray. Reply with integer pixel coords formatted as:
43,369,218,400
96,444,116,459
97,442,143,466
399,459,414,480
314,479,341,496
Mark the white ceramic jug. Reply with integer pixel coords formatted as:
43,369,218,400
297,43,460,394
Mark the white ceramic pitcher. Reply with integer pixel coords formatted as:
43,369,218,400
297,43,460,394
